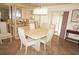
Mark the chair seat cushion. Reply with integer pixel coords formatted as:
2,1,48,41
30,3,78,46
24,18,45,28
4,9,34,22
0,33,12,39
27,37,40,46
27,37,34,42
40,37,47,44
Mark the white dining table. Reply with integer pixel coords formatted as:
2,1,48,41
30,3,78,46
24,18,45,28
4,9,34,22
23,26,48,51
24,27,48,39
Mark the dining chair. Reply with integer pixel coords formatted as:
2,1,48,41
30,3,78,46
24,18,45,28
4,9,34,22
29,23,35,30
0,22,13,44
40,23,49,29
40,25,55,53
18,27,40,54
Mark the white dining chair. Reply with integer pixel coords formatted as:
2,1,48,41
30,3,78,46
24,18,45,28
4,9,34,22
40,23,49,29
0,22,13,44
18,27,40,54
40,25,55,53
29,23,35,30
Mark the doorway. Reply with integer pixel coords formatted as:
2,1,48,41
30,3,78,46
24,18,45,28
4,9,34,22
51,11,63,36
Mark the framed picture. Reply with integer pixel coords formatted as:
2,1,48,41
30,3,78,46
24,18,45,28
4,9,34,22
71,9,79,22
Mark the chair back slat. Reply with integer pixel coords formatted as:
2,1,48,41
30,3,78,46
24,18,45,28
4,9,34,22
0,22,8,34
47,25,55,42
18,27,27,46
29,23,35,30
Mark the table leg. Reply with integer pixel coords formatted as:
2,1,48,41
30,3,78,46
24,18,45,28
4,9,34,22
65,32,69,40
0,39,2,44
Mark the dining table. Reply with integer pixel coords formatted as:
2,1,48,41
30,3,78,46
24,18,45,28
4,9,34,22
23,26,48,51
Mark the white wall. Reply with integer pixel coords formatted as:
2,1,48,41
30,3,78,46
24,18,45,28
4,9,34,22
66,10,79,40
67,10,79,30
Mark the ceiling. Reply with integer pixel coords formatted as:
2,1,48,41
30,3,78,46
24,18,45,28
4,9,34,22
0,3,78,9
22,3,68,7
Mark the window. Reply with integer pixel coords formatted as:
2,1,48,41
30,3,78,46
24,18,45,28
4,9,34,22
33,8,48,15
16,8,22,19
